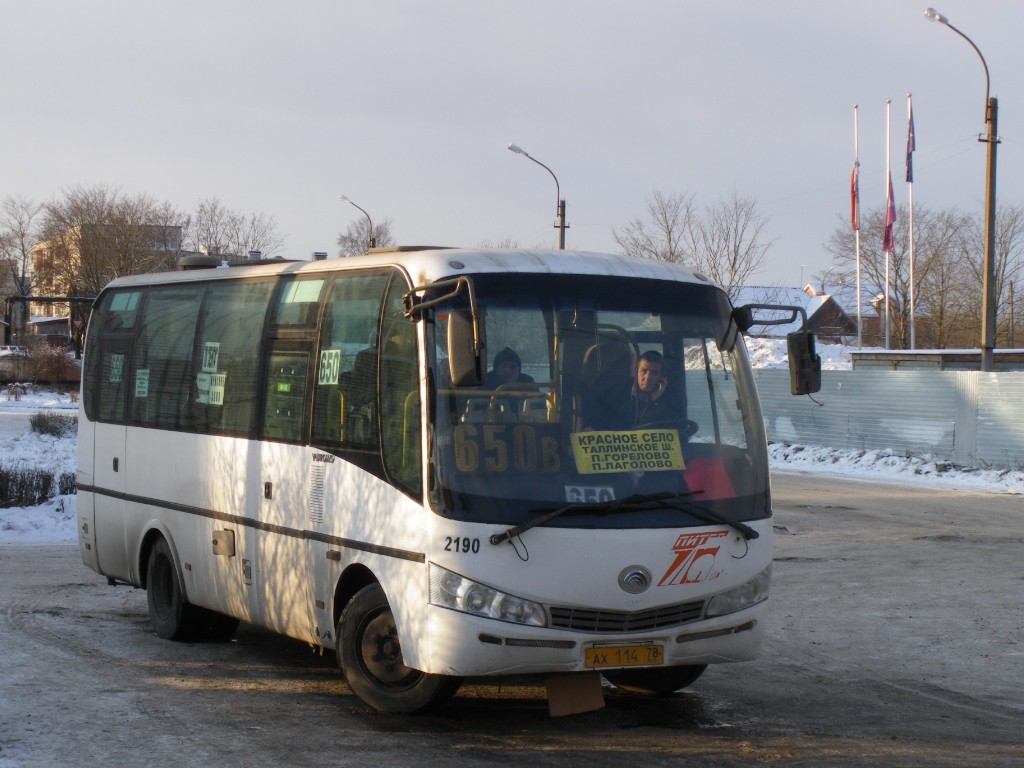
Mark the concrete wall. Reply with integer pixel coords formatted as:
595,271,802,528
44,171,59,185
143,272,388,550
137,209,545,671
753,369,1024,471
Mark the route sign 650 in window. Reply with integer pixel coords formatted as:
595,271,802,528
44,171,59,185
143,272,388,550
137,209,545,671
453,423,561,473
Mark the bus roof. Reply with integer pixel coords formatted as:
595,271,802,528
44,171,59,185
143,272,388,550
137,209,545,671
98,248,719,292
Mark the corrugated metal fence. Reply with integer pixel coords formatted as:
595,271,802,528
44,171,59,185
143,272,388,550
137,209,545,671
753,370,1024,471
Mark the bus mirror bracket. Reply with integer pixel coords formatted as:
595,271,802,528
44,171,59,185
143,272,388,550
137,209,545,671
404,276,485,387
733,303,821,395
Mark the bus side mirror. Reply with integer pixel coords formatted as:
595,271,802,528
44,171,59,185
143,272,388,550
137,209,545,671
787,330,821,395
448,309,485,386
731,306,755,333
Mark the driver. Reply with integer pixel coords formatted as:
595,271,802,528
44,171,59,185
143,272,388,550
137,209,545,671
586,350,680,431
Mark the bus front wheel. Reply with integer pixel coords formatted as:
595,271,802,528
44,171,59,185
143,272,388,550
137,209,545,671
337,583,461,713
604,664,707,695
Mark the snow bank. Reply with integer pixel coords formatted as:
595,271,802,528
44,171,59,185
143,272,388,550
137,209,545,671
744,337,878,370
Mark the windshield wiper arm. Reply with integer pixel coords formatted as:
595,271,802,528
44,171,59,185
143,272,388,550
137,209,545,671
489,491,699,546
654,493,760,541
488,491,758,545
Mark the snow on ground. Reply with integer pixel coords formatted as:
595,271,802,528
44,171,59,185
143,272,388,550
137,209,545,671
1,372,1020,547
0,388,79,544
744,336,871,370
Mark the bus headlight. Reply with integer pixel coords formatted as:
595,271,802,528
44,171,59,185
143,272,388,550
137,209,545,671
705,566,771,618
429,564,547,627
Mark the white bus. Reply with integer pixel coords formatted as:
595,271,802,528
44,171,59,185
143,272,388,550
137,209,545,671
77,247,819,713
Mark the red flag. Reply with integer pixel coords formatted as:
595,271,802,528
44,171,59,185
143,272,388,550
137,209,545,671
883,172,896,253
850,162,860,231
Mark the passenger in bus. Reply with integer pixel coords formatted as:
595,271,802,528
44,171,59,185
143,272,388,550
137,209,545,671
481,347,536,418
585,349,680,431
485,347,535,389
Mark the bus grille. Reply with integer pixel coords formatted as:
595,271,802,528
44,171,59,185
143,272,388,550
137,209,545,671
548,601,705,633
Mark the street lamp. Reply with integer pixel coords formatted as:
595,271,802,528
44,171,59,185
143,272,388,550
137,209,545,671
925,7,1000,371
507,143,567,249
340,195,376,251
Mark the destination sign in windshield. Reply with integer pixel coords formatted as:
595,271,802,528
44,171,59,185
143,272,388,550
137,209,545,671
570,430,686,474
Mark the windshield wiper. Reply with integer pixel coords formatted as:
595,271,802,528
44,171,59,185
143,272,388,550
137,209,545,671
488,491,758,545
654,492,760,541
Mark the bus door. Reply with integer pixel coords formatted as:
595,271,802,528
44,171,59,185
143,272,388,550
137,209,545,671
91,334,134,580
253,276,324,637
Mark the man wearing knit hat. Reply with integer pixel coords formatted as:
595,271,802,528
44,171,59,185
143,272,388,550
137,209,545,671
486,347,532,387
483,347,536,416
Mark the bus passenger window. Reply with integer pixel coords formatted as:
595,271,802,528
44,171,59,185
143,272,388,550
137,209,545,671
97,348,130,423
274,279,325,327
83,290,141,424
311,272,389,450
380,279,421,494
195,281,274,437
131,289,202,429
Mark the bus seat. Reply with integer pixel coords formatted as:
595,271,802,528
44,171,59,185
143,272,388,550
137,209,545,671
582,341,633,388
521,396,550,422
461,396,510,423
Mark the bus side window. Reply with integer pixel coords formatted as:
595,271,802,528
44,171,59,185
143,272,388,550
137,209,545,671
84,290,141,424
97,345,131,423
130,289,202,429
380,276,421,495
195,280,275,437
311,272,389,450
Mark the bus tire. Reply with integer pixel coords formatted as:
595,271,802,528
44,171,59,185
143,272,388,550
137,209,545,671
604,664,707,695
337,583,461,713
146,536,203,641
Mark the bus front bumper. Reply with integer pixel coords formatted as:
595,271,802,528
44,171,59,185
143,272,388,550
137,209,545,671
417,601,767,678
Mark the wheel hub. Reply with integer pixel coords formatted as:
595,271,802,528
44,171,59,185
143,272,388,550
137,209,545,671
360,611,417,685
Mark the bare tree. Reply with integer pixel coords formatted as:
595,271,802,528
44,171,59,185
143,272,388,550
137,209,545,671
185,197,241,257
184,197,284,259
825,204,972,348
337,217,395,257
0,195,42,295
957,203,1024,347
613,190,771,299
613,190,693,262
235,211,285,259
684,192,773,300
37,184,188,297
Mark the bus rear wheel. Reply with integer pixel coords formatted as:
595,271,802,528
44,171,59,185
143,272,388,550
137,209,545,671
146,536,203,640
337,583,461,713
604,664,707,695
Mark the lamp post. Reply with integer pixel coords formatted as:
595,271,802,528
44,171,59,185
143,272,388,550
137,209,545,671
507,143,567,249
340,195,376,251
925,7,1000,371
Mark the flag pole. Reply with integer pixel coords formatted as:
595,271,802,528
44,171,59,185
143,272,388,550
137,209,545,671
885,99,891,350
854,104,863,348
907,93,916,349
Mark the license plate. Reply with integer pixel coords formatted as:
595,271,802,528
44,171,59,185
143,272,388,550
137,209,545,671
584,644,664,669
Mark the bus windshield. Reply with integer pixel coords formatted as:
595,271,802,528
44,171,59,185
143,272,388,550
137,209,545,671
428,273,768,531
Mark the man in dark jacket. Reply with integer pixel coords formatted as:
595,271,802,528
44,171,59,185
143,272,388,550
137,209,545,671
587,350,680,431
484,347,535,390
482,347,536,417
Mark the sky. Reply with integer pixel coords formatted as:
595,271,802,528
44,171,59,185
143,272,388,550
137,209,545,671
5,0,1024,286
